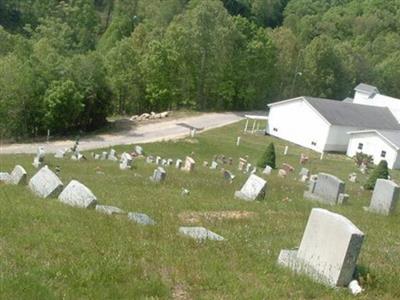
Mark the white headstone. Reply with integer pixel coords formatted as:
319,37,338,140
175,159,183,169
367,179,399,215
134,145,144,155
156,156,162,165
263,165,272,175
96,205,125,215
10,165,27,185
58,180,97,209
150,167,166,183
128,212,156,225
183,156,195,172
108,149,118,161
278,208,364,287
29,166,63,198
0,172,11,184
54,149,65,159
236,136,241,146
234,174,267,201
210,161,218,170
179,226,224,241
101,151,108,160
119,152,133,170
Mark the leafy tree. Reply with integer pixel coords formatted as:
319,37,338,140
43,80,84,132
258,142,276,169
364,160,389,190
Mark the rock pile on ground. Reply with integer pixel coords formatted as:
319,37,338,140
130,111,170,121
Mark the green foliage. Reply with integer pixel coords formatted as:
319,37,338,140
258,142,276,168
43,80,84,132
364,160,389,190
3,0,400,137
353,152,373,168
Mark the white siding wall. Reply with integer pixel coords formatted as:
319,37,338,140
267,100,330,153
346,133,399,169
325,125,366,152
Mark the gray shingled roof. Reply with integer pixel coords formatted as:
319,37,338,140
354,83,379,95
342,97,353,103
377,130,400,149
305,97,400,130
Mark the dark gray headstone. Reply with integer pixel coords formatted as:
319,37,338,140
304,173,345,205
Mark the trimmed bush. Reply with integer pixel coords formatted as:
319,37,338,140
258,142,276,169
364,160,389,190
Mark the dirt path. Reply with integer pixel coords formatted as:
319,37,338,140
0,112,245,154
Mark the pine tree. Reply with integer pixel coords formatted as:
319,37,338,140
258,142,276,169
364,160,389,190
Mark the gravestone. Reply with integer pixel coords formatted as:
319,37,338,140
245,163,252,173
33,146,45,168
128,212,156,225
175,159,183,169
304,173,346,205
284,145,288,155
210,161,218,170
120,152,133,170
0,172,11,184
238,158,247,171
299,168,310,182
223,170,235,183
203,161,209,167
108,149,118,161
96,205,125,215
282,163,294,173
366,179,399,215
10,165,27,185
94,154,100,160
236,136,241,146
54,149,65,159
183,157,195,172
300,153,309,164
146,156,155,164
155,156,162,165
101,151,108,160
263,165,272,175
29,166,63,198
167,159,174,166
278,169,287,178
58,180,97,209
150,167,166,183
251,167,257,174
179,226,224,241
278,208,364,287
134,145,144,156
348,173,357,183
235,174,267,201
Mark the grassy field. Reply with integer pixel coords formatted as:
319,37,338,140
0,121,399,299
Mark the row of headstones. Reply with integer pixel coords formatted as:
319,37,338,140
236,169,399,216
1,164,221,241
305,172,399,215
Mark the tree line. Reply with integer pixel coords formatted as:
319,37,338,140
1,0,400,138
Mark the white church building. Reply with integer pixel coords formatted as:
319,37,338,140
266,83,400,169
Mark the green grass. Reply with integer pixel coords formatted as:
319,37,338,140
0,121,399,299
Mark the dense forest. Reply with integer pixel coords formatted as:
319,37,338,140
1,0,400,137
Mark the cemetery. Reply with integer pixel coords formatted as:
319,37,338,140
0,120,400,299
